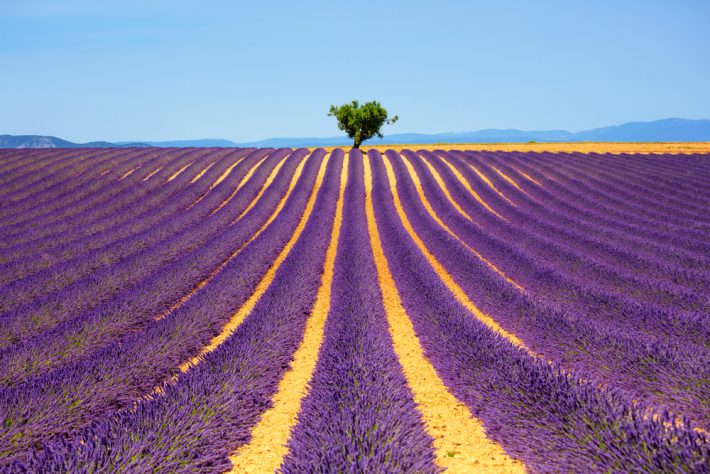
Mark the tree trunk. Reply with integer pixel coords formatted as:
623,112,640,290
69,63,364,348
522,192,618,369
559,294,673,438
352,138,361,149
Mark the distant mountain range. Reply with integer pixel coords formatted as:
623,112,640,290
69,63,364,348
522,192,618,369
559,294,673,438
3,118,710,149
0,135,149,149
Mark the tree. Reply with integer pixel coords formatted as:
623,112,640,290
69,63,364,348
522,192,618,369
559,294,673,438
328,100,398,149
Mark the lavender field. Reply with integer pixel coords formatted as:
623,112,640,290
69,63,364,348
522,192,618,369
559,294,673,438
0,147,708,473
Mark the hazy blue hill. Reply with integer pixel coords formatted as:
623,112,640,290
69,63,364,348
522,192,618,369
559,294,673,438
138,139,237,147
2,118,709,148
0,135,149,148
571,118,710,142
235,119,710,147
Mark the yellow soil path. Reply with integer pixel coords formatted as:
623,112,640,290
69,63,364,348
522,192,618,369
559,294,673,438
398,153,524,292
364,155,526,474
229,154,348,473
433,152,506,220
142,166,164,182
514,167,542,186
166,162,193,182
178,153,329,373
191,161,216,184
379,154,531,353
466,162,516,206
119,168,138,180
415,153,477,222
154,154,304,322
210,155,269,215
491,166,523,191
229,155,289,224
187,157,245,209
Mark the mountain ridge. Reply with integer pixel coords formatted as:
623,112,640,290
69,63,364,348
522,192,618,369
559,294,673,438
2,118,709,148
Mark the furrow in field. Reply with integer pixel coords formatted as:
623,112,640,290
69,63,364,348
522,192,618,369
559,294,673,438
410,150,710,344
399,151,525,292
0,148,110,205
364,153,525,473
0,151,292,377
512,166,541,185
0,148,204,253
191,160,216,182
383,151,710,428
142,165,164,181
465,161,516,206
179,153,328,372
154,151,296,321
446,151,710,289
0,149,324,460
187,156,246,209
166,161,193,182
495,152,710,270
438,152,710,315
381,153,528,351
0,148,143,225
0,148,168,239
507,152,710,247
0,149,221,287
7,150,343,473
552,152,710,214
367,149,709,472
229,152,347,472
210,154,269,215
119,166,139,180
436,153,506,219
280,150,436,473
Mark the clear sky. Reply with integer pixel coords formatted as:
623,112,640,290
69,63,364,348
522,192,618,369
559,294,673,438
1,0,709,143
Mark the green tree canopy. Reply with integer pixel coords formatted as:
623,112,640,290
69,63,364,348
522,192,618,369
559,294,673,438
328,100,398,149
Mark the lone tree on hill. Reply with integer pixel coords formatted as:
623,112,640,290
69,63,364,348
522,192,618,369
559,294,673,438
328,100,398,149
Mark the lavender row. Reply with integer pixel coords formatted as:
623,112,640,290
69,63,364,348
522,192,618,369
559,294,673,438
495,150,710,250
0,148,234,274
464,151,710,260
282,150,436,473
602,151,710,182
482,152,710,272
0,149,288,361
0,148,145,225
0,148,253,305
444,151,710,292
485,152,710,276
0,149,245,288
0,148,175,238
0,148,104,203
418,151,708,315
0,148,322,460
386,151,710,428
0,149,40,176
517,151,710,243
555,151,710,211
370,150,709,473
0,149,200,257
0,149,80,190
7,149,344,473
405,150,710,347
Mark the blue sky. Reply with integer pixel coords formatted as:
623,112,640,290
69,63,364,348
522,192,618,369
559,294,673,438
1,0,709,142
